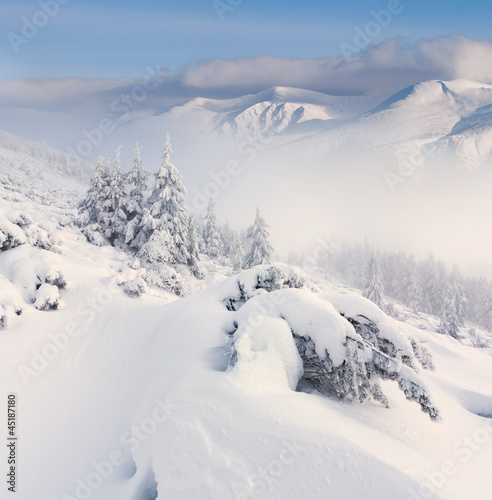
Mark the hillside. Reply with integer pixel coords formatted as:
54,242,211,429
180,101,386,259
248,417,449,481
0,133,491,500
284,80,492,167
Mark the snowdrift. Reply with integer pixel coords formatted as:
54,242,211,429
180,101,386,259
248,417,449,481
2,253,492,499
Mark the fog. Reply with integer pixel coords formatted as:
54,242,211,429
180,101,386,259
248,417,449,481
1,74,491,281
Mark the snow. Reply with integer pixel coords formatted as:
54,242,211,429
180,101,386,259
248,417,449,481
325,293,416,356
231,315,303,391
1,226,492,499
281,79,492,168
232,287,353,367
33,282,60,310
1,109,492,500
0,274,23,329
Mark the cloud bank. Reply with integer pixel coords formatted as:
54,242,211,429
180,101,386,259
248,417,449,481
2,36,492,111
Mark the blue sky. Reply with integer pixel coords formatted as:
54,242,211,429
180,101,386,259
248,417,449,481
1,0,492,79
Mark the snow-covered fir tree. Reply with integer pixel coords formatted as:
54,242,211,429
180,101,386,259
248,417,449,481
125,142,148,216
450,266,466,327
355,242,369,288
96,158,115,239
78,156,111,245
405,255,422,313
220,222,235,258
231,234,243,272
243,206,274,269
363,250,384,309
330,241,492,334
391,251,408,302
203,198,223,258
127,207,156,251
438,268,467,339
422,252,446,315
78,156,106,225
467,278,488,327
439,281,461,340
140,133,190,265
104,147,128,246
187,216,204,279
124,143,150,249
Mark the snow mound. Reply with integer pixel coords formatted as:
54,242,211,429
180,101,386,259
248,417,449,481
224,268,439,419
0,210,63,252
0,275,23,329
231,315,304,390
33,283,61,310
0,241,67,329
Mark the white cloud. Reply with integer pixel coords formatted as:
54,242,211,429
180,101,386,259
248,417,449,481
2,35,492,111
180,35,492,96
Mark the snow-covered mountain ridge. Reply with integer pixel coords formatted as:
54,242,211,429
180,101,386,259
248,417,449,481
4,79,492,171
284,79,492,167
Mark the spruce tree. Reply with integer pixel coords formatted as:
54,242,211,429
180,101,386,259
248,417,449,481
104,146,128,246
78,156,108,226
467,278,488,327
231,234,243,272
126,207,156,250
141,133,190,265
124,143,150,249
203,198,223,258
220,222,235,258
243,206,274,269
405,254,422,313
78,156,112,244
392,251,408,302
96,158,114,239
362,250,385,308
422,252,443,315
439,281,461,340
187,216,204,279
450,266,466,327
125,142,148,219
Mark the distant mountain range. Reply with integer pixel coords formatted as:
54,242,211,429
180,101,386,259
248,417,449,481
1,79,492,172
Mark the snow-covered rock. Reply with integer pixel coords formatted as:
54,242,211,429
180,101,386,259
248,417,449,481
228,283,439,419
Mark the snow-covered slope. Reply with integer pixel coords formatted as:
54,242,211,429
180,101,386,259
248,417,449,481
209,86,383,136
0,140,491,500
0,129,91,195
0,132,89,328
1,251,492,499
437,103,492,170
291,79,492,169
